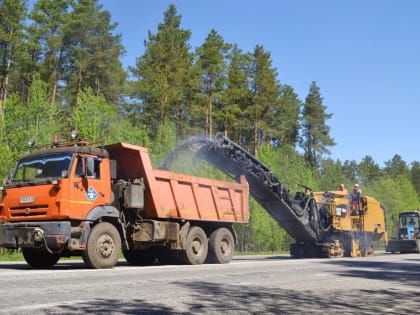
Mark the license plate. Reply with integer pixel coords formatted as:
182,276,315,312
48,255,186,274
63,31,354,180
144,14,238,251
20,196,35,203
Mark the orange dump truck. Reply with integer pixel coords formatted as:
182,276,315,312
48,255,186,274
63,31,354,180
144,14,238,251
0,140,249,268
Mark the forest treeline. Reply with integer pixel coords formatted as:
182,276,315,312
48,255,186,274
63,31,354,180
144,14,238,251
1,0,419,251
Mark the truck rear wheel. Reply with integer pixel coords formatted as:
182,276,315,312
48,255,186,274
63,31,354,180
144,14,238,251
83,222,121,269
180,226,208,265
207,228,234,264
22,248,60,268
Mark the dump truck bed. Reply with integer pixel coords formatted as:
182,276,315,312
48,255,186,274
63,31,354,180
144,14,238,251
104,142,249,223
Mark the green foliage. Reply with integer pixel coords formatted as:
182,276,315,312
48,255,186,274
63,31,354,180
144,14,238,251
358,155,384,185
2,2,420,256
319,158,349,191
301,81,335,172
195,29,231,138
271,85,301,146
384,154,410,179
27,0,72,105
367,176,419,237
64,0,126,106
0,0,28,100
150,119,177,166
2,75,63,164
246,199,289,252
410,161,420,196
71,88,114,142
248,45,280,155
342,160,359,183
259,143,318,194
0,248,23,261
129,3,195,142
221,44,251,141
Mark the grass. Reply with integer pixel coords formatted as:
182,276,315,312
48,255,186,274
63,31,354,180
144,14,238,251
0,242,387,262
0,249,23,261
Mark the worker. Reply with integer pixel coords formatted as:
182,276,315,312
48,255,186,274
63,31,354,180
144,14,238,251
408,217,416,226
337,184,348,195
350,183,362,215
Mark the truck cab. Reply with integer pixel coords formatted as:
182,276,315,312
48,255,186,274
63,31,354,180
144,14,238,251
0,141,118,268
396,211,419,240
1,144,111,222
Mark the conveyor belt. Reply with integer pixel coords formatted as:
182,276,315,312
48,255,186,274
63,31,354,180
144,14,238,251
162,135,322,242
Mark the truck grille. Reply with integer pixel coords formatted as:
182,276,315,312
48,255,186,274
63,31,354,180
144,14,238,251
9,205,48,217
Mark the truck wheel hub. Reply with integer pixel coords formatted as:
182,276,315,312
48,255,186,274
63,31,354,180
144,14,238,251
192,239,202,254
97,235,114,258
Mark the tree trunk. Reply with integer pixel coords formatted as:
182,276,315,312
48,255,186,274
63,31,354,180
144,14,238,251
209,98,212,139
51,79,57,107
253,115,259,158
224,111,228,137
0,37,12,132
76,67,83,105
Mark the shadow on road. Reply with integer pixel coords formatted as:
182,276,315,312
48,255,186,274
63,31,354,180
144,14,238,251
319,255,420,287
31,280,418,315
0,260,88,270
3,255,419,314
43,255,419,314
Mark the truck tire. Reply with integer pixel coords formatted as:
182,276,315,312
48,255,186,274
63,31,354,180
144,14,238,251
22,248,60,268
83,222,121,269
207,228,234,264
180,226,208,265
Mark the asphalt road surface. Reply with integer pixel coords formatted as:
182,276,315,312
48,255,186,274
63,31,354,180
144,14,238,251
0,252,418,315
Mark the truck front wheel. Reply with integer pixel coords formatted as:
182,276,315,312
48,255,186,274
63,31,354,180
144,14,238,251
83,222,121,269
207,228,235,264
22,248,60,268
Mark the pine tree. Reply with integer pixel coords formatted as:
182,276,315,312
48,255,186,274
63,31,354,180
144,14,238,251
130,4,195,143
64,0,126,106
384,154,409,179
223,44,251,143
27,0,72,106
358,155,383,185
342,160,359,183
271,84,301,147
0,0,27,137
195,29,231,138
300,81,335,172
248,45,280,156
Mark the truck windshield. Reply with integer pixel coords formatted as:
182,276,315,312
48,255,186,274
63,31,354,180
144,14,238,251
400,214,419,228
12,153,73,181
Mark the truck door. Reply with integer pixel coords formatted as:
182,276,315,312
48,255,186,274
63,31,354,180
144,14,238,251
69,155,109,219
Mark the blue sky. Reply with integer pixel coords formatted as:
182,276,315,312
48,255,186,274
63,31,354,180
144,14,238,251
100,1,420,166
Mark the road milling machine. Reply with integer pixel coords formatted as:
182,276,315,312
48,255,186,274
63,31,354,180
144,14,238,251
163,134,388,258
